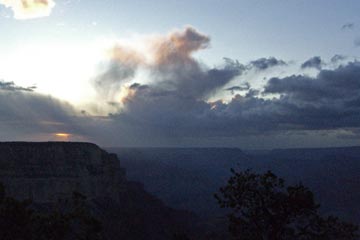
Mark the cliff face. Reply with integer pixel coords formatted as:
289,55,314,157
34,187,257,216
0,142,126,202
0,142,197,240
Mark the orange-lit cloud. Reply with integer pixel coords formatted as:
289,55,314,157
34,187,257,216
108,26,210,68
151,26,210,65
110,45,145,68
0,0,55,19
94,27,211,106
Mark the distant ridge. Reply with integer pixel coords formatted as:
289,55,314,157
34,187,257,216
109,146,360,225
271,145,360,151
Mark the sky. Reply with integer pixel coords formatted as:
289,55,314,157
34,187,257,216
0,0,360,149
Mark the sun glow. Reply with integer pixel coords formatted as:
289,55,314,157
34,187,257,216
0,41,105,104
54,133,71,141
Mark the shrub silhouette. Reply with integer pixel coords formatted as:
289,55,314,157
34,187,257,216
215,169,359,240
0,183,104,240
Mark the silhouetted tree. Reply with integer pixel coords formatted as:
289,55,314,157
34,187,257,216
215,169,359,240
0,183,104,240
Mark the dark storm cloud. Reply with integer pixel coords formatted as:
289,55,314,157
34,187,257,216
106,61,360,141
248,57,287,70
0,80,36,92
129,83,149,91
4,59,360,146
111,56,246,137
301,56,322,70
89,27,360,145
265,61,360,100
0,81,85,139
170,58,244,99
341,23,355,30
1,26,350,146
245,89,259,98
2,25,359,147
225,83,250,94
0,90,86,140
262,61,360,129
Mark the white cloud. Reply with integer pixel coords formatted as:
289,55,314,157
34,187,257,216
0,0,55,19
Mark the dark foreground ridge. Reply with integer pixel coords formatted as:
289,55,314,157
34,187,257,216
0,142,196,240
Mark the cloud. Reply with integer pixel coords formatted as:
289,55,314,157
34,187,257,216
151,26,210,66
330,54,347,63
301,56,322,70
94,27,244,103
262,61,360,130
225,83,250,94
264,62,360,102
341,23,355,30
0,80,36,92
2,59,360,148
106,61,360,142
0,89,88,142
248,57,287,70
1,26,359,148
88,27,360,146
0,0,55,19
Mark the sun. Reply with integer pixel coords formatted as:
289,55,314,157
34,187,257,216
54,133,71,141
0,41,103,104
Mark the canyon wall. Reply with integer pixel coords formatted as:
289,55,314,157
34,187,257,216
0,142,126,202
